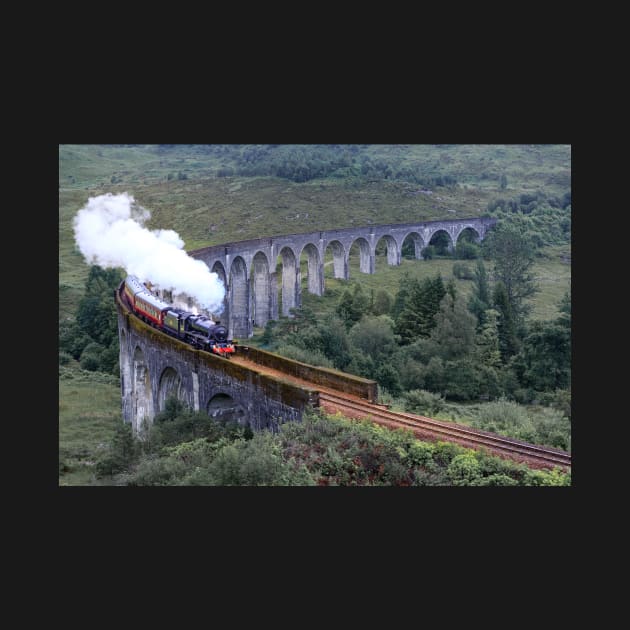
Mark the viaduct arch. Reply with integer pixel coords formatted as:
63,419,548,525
117,217,495,433
116,289,317,434
188,217,496,338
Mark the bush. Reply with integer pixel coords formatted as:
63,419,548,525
149,401,244,450
455,241,480,260
474,397,530,431
121,455,188,486
403,389,445,416
447,452,482,485
276,344,334,368
452,262,473,280
539,388,571,420
80,354,100,371
95,421,139,477
421,245,435,260
59,351,72,365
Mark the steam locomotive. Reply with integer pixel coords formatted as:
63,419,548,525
121,275,236,358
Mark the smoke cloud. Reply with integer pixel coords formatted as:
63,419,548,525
73,192,225,312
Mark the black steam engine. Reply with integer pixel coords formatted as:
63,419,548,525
121,275,236,357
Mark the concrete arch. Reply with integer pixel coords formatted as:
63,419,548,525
401,232,425,259
299,242,323,296
157,366,184,412
427,228,455,253
207,392,248,426
251,251,271,328
348,237,372,275
229,255,250,338
211,260,229,323
132,345,154,435
278,246,299,316
324,239,347,279
375,234,400,268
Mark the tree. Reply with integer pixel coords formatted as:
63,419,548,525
391,272,412,319
77,266,123,347
484,223,538,323
335,284,369,328
317,314,351,369
335,288,354,326
475,308,502,369
260,320,277,346
428,232,452,256
372,289,393,316
395,274,446,344
468,258,491,329
511,295,571,391
348,315,397,363
512,320,571,391
429,293,477,361
95,421,138,477
492,281,519,362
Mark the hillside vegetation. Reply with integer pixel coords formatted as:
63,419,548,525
60,144,570,316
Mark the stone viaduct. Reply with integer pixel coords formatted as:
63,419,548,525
188,217,497,339
117,217,496,433
116,287,320,434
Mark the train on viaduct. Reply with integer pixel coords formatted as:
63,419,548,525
117,216,496,434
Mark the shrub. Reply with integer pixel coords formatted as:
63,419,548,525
275,344,334,368
421,245,435,260
447,452,482,485
452,262,473,280
455,241,480,260
59,351,72,365
95,421,139,477
80,354,100,371
403,389,445,416
474,397,530,432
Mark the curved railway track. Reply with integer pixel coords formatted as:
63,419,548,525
229,353,570,471
120,301,570,472
319,392,571,470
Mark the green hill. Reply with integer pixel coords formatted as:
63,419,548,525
59,144,570,319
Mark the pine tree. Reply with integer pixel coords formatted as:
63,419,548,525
336,288,355,326
492,281,519,362
372,289,393,316
485,223,538,323
475,308,501,368
468,258,491,329
335,284,369,328
395,274,445,344
391,272,412,319
429,293,477,361
351,284,370,320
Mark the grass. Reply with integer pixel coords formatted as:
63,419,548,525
265,249,571,337
58,367,122,485
59,144,570,320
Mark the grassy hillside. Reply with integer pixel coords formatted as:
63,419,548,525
59,367,121,485
294,243,571,330
59,144,570,320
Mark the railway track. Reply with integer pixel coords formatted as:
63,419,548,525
230,353,570,470
319,392,571,470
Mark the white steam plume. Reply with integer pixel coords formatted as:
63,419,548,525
73,192,225,312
